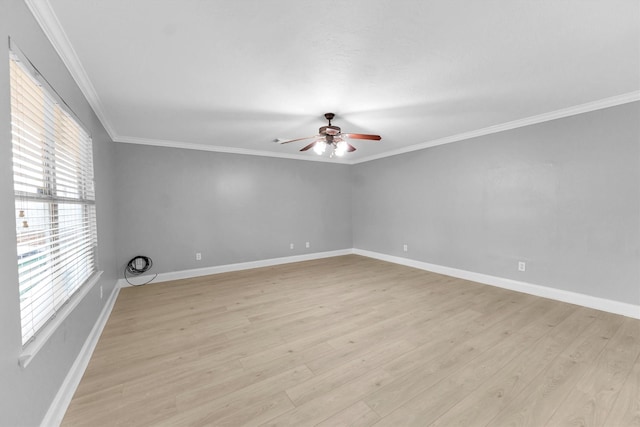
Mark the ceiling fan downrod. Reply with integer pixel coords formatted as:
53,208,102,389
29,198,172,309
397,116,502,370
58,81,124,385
324,112,335,126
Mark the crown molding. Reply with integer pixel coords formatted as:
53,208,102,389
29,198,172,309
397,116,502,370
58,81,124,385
115,91,639,164
115,92,639,164
114,136,352,164
25,0,638,165
24,0,118,140
353,91,640,164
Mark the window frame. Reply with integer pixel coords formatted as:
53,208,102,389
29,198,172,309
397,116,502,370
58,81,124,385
9,41,102,367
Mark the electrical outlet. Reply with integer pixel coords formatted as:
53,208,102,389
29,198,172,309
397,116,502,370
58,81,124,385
290,243,294,250
196,252,202,261
518,261,526,272
100,285,103,299
403,244,408,252
306,242,310,248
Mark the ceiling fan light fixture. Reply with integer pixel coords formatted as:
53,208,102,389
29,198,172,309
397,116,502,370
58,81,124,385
313,141,326,155
279,113,381,157
334,140,348,157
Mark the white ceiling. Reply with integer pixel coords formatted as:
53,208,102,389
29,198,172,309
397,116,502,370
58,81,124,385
29,0,639,163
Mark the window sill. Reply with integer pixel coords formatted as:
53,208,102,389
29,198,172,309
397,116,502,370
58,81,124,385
19,270,104,369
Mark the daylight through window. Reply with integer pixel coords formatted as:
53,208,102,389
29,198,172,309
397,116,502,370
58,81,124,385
9,49,97,346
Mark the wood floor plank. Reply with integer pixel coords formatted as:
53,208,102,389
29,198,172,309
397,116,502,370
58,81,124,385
364,296,559,419
261,368,394,427
372,300,579,426
164,391,294,427
604,351,640,426
486,310,625,426
167,365,313,425
546,317,640,426
424,303,591,427
315,401,380,427
172,361,311,410
61,255,640,426
286,338,416,406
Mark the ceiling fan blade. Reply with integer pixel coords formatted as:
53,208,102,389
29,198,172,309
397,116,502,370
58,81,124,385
300,141,317,151
347,143,356,152
344,133,381,141
277,135,317,144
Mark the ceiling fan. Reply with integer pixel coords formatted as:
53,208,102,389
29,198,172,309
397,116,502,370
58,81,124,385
277,113,381,157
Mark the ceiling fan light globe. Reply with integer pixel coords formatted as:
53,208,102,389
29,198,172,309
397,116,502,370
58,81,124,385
313,142,326,155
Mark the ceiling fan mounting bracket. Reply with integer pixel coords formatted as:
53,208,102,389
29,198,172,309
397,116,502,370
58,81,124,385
324,112,335,124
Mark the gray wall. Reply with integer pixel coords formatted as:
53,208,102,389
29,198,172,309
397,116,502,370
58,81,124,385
0,1,637,423
0,1,118,425
114,144,352,275
353,102,640,305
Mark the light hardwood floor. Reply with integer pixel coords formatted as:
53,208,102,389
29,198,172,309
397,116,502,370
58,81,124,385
63,255,640,426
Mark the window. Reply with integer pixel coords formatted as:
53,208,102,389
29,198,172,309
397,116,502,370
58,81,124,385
9,47,98,346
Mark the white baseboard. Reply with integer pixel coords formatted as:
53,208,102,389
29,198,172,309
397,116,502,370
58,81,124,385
40,248,638,426
118,247,639,318
117,249,354,288
353,249,640,319
40,282,121,427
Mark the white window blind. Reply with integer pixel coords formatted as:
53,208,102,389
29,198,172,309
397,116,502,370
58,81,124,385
9,48,98,346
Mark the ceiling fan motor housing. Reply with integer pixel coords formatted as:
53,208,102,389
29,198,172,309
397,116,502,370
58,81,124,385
319,125,341,136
